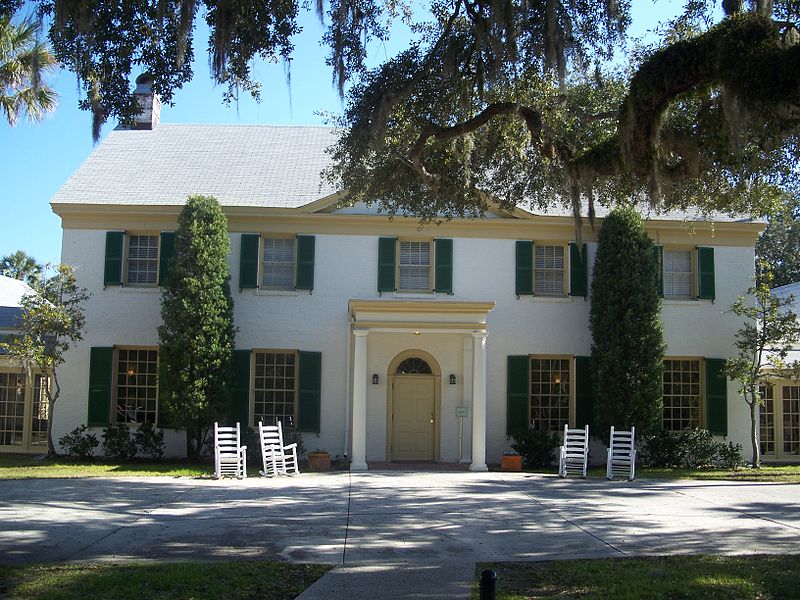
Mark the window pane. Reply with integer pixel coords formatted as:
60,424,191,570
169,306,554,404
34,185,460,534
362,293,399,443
116,349,158,424
253,352,296,427
662,359,701,430
263,238,295,290
398,241,430,291
127,235,159,285
759,384,775,456
783,386,800,455
663,249,692,298
30,375,49,448
534,245,565,295
0,372,25,446
529,357,570,432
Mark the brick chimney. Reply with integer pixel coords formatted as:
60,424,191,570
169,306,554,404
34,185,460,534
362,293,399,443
131,73,161,130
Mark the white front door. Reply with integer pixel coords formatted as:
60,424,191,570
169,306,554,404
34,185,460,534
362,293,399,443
392,376,435,461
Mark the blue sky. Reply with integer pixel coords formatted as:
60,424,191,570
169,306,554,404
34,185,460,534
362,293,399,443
1,1,680,265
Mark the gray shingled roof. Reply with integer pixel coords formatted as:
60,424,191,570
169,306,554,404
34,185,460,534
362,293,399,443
51,122,755,224
51,125,339,208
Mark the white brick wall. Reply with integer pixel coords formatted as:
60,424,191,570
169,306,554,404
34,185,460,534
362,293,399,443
57,228,757,461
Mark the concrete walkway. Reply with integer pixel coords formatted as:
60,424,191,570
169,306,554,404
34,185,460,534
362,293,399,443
1,472,799,598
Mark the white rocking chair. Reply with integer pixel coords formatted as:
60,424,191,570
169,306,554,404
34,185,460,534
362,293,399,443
606,426,636,481
213,422,247,479
558,424,589,478
258,420,299,477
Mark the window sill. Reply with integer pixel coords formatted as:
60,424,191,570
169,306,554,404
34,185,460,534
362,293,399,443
109,285,160,293
663,298,710,305
393,292,437,299
531,295,573,303
253,289,299,297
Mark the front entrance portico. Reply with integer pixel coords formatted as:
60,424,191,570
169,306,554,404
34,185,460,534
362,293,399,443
348,300,495,471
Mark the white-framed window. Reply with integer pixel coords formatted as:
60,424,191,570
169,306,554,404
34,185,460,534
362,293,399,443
534,244,565,296
663,248,693,298
125,234,159,285
398,240,431,291
115,348,158,424
253,351,297,426
783,385,800,456
262,237,295,290
0,372,25,446
662,359,701,430
529,356,571,432
759,382,800,459
759,383,775,456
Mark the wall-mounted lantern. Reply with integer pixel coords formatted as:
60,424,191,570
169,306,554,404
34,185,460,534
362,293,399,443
372,373,379,385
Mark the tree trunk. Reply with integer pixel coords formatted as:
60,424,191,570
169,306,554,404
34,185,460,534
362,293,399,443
750,399,761,468
47,396,57,456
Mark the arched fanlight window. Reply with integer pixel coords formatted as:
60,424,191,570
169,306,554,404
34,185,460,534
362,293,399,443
396,357,432,374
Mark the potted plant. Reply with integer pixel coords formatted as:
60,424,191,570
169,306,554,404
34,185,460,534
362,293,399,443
501,450,523,472
306,450,331,472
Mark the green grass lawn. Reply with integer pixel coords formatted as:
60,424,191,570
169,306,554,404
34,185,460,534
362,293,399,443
504,464,800,483
475,555,800,599
0,561,331,600
0,455,214,479
636,464,800,483
0,454,342,479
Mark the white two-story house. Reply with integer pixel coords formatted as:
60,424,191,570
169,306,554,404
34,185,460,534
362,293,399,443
46,82,770,466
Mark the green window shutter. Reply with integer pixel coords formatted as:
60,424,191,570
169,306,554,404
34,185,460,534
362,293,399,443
515,241,533,296
705,358,728,435
569,242,588,297
87,347,113,426
378,237,397,293
507,355,529,435
697,247,715,300
434,238,453,294
298,351,322,433
295,235,315,291
158,232,175,286
231,350,251,425
574,356,594,429
653,245,664,298
103,231,124,286
239,234,260,290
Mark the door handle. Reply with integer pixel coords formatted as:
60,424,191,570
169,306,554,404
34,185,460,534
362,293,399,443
429,413,435,424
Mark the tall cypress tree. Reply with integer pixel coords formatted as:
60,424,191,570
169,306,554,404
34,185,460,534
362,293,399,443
159,195,236,458
590,206,665,439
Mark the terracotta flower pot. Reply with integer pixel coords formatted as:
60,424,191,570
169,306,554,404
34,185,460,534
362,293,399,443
501,454,523,472
307,452,331,472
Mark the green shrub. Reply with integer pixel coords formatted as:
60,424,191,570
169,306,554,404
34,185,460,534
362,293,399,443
717,441,746,469
643,429,683,467
101,424,137,460
284,423,306,456
241,425,261,465
59,425,99,459
134,422,165,460
509,428,560,468
642,428,745,469
681,428,719,468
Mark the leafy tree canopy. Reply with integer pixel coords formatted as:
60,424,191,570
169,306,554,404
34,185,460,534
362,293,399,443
5,0,799,224
756,190,800,287
1,250,43,285
724,264,800,466
0,12,57,126
0,263,89,455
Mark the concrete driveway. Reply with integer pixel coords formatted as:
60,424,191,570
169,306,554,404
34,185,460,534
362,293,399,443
1,472,798,597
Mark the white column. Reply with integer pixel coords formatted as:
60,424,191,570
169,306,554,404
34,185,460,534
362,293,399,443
470,331,488,472
351,329,369,471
